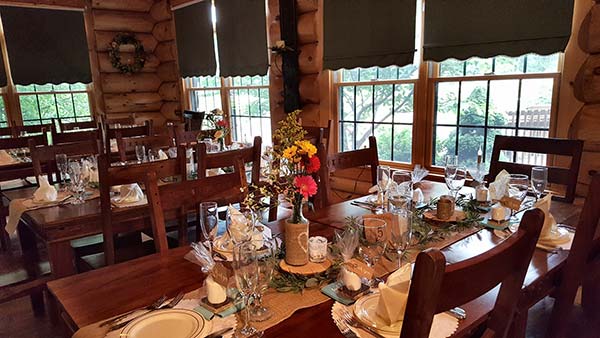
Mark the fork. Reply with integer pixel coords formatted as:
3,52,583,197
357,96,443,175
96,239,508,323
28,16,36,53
100,294,167,327
109,291,185,331
339,307,386,338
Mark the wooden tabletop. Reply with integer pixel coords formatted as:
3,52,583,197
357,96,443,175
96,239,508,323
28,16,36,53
46,181,583,337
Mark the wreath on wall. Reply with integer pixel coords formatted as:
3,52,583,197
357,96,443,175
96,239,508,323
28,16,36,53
108,33,146,74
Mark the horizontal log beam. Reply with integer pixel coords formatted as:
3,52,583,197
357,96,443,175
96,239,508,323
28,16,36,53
93,9,154,33
95,32,158,52
91,0,153,12
104,92,163,113
0,0,83,10
101,73,162,94
98,52,159,73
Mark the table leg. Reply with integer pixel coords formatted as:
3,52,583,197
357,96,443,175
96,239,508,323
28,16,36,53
46,241,76,278
16,221,45,317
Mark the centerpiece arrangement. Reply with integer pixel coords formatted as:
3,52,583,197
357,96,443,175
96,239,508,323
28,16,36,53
202,108,230,151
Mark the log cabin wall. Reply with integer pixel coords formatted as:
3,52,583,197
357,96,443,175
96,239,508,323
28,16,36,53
84,0,181,125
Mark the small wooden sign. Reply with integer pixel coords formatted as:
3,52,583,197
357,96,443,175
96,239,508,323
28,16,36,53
212,262,232,287
343,258,374,279
500,196,522,211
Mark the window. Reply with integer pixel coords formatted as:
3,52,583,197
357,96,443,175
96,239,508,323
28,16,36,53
432,53,560,169
337,64,418,163
184,75,272,146
16,83,92,125
0,96,8,127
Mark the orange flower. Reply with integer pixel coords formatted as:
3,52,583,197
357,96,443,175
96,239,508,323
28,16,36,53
294,175,318,199
305,155,320,174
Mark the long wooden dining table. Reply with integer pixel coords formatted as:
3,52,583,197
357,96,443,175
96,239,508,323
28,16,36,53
43,180,583,338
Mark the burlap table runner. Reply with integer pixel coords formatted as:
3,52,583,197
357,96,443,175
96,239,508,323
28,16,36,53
74,226,482,338
0,149,19,166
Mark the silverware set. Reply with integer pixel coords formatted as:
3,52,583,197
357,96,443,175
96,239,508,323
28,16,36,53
338,307,386,338
99,294,167,327
108,291,185,332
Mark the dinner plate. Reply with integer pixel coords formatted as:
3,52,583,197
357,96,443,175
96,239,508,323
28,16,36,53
120,308,211,338
354,293,402,335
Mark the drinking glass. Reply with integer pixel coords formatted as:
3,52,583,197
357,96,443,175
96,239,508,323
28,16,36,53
199,202,219,250
67,160,90,204
135,145,146,163
390,171,412,208
445,166,467,198
531,167,548,200
357,218,387,285
468,164,487,187
250,238,277,322
147,148,157,162
233,242,263,337
445,154,458,168
376,165,390,209
227,208,255,245
508,174,530,228
388,209,412,268
55,153,68,190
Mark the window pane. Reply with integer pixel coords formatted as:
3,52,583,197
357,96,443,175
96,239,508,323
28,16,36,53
525,54,559,73
394,84,414,124
457,127,484,167
439,59,464,77
340,86,355,121
35,84,53,92
520,79,553,129
341,64,417,82
73,93,91,117
459,81,487,126
0,97,7,125
393,124,412,163
227,76,271,146
486,129,516,167
20,95,40,122
494,55,525,75
488,80,519,127
53,83,70,91
374,85,393,123
56,93,75,118
355,123,372,149
435,82,459,124
374,123,392,161
340,122,355,151
355,85,373,122
16,84,34,93
190,89,222,113
465,57,492,76
359,67,377,81
70,83,87,90
433,126,456,166
342,68,359,82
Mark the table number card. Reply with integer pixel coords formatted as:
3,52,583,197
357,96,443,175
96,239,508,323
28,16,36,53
212,262,232,287
344,258,374,279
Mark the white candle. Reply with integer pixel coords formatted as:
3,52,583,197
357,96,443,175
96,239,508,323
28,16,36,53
342,267,362,291
206,275,227,304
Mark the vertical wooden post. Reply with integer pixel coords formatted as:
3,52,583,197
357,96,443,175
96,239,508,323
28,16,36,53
278,0,300,112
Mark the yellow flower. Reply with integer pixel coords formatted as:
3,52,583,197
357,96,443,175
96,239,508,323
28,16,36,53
214,130,224,139
295,140,317,158
282,145,298,160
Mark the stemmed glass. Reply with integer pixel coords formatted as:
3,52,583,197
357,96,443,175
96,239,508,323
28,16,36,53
376,165,390,209
250,238,277,322
388,209,412,268
445,166,467,198
531,167,548,200
357,218,387,286
67,159,90,204
199,202,219,251
232,242,263,337
55,153,68,191
135,145,146,163
227,208,255,245
508,174,530,229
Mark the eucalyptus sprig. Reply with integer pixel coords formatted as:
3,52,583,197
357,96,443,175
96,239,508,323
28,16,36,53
269,261,341,293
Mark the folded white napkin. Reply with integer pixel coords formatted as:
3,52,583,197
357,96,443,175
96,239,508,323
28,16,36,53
411,165,428,183
535,194,556,240
33,175,57,202
489,170,510,201
376,263,412,325
117,184,144,204
158,149,169,160
340,266,362,291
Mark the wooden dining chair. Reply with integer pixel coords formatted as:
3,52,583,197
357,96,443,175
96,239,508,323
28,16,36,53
28,138,101,185
104,120,153,155
57,119,97,132
145,157,247,253
11,123,51,137
318,136,379,207
116,134,175,162
195,136,262,184
304,119,332,154
50,122,100,145
401,208,544,338
487,135,584,203
173,122,199,146
101,115,136,126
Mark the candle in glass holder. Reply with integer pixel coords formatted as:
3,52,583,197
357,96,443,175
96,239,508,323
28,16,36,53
308,236,328,263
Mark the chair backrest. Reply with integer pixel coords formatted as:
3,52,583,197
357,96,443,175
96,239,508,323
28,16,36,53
195,136,262,185
173,122,199,146
57,119,98,132
0,126,13,138
304,120,332,153
98,146,187,265
487,135,584,203
117,134,174,162
29,138,101,184
0,134,47,151
401,208,544,338
183,110,205,131
319,136,379,207
104,120,153,155
11,123,51,136
145,157,247,253
51,123,100,145
102,115,135,126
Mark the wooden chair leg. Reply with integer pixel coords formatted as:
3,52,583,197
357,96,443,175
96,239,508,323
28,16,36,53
545,283,580,338
582,275,600,319
30,289,45,317
46,290,59,325
508,309,528,338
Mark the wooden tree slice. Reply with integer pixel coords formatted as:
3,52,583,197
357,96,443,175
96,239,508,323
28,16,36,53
279,258,332,275
574,55,600,103
423,209,466,223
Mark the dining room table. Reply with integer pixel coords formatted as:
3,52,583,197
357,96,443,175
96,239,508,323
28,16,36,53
43,180,584,338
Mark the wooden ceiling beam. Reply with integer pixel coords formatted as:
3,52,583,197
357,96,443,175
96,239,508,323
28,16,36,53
0,0,84,10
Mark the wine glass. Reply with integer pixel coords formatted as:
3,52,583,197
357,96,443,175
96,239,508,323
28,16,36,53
388,209,412,268
147,148,157,162
376,165,390,209
67,159,90,204
389,171,412,212
357,218,387,285
468,164,487,188
531,167,548,200
250,238,277,322
445,166,467,198
199,202,219,250
55,153,68,191
233,242,263,337
445,154,458,168
508,174,530,229
226,208,255,245
135,145,146,163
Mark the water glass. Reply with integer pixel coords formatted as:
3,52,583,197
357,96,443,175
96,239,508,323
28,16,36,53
55,153,68,189
508,174,530,226
147,148,157,162
389,210,412,268
199,202,219,249
376,165,390,209
445,166,467,198
251,239,277,322
67,160,90,204
233,242,262,337
531,167,548,200
445,154,458,168
357,218,387,285
135,145,146,163
226,208,255,245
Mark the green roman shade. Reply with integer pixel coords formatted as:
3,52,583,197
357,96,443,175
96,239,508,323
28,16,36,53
323,0,416,70
0,6,91,85
175,1,217,77
215,0,268,77
424,0,575,62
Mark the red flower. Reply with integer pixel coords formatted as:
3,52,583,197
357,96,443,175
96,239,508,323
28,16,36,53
216,120,228,128
305,155,320,174
294,175,318,199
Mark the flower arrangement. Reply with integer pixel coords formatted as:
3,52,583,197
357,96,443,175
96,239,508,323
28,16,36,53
244,110,320,224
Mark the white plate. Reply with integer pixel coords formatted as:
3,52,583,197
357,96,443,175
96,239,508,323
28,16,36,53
120,308,211,338
354,293,402,335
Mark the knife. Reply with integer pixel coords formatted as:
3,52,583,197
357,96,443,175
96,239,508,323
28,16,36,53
205,327,234,338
